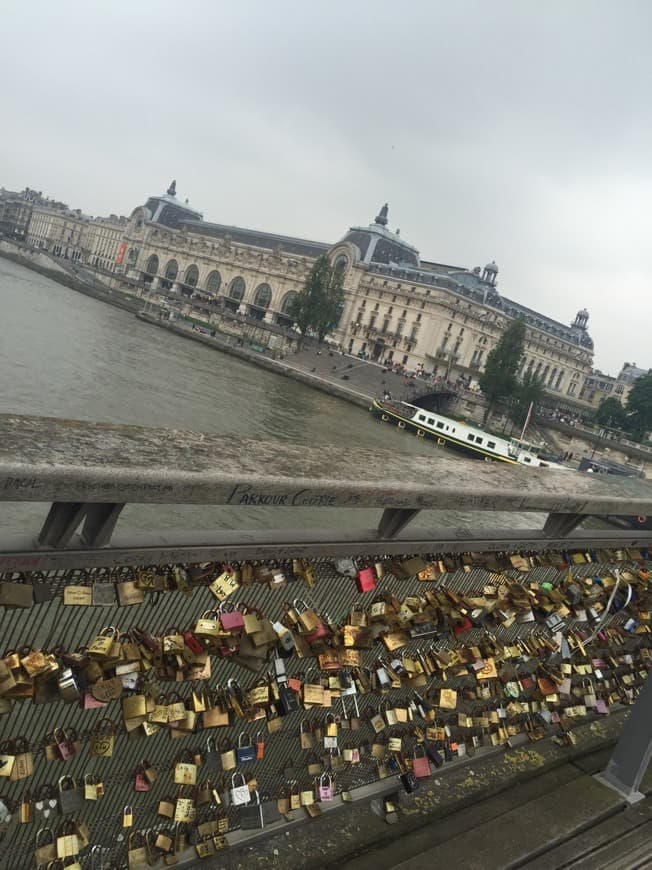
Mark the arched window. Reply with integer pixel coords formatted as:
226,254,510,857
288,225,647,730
145,254,159,276
253,283,272,309
229,277,245,301
164,259,178,281
280,291,298,315
184,264,199,287
206,270,222,294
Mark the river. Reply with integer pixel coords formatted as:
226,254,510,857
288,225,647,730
0,257,542,538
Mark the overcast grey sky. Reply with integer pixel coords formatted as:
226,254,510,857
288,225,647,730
3,1,650,375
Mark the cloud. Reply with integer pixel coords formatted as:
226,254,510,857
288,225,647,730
2,0,651,374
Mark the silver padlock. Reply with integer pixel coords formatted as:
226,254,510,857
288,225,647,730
58,668,81,703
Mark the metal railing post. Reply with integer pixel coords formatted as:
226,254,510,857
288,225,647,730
596,673,652,803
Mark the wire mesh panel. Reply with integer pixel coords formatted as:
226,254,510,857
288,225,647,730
0,545,649,869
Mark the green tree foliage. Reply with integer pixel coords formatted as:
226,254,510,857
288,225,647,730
625,373,652,439
289,255,345,341
595,396,627,430
509,369,546,429
479,318,526,422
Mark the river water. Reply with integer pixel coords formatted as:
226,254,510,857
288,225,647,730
0,258,542,538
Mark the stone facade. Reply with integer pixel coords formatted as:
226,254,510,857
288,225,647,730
329,207,595,403
119,188,327,330
27,205,127,270
79,217,127,272
17,181,622,411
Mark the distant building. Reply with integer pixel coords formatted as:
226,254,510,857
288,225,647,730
0,189,34,240
618,363,649,386
26,202,126,270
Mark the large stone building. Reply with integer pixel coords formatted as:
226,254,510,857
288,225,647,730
328,205,595,400
16,179,609,408
118,186,595,403
119,181,327,330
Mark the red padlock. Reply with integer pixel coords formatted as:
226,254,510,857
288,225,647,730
183,630,204,656
356,566,377,594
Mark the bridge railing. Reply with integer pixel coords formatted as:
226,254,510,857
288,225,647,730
1,412,652,824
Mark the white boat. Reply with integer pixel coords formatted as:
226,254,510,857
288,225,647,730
371,399,568,468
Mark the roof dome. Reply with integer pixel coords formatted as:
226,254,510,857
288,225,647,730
142,180,203,228
484,261,498,273
335,204,420,269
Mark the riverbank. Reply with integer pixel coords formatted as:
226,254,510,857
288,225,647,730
2,242,650,476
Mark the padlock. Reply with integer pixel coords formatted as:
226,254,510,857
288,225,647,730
57,668,81,703
87,625,119,660
19,791,33,822
174,750,198,785
54,728,78,761
84,774,104,801
279,683,300,715
219,739,236,772
57,776,84,814
122,804,133,827
272,621,295,652
255,731,265,760
134,765,150,792
230,773,251,806
236,732,255,764
318,773,334,801
89,717,115,757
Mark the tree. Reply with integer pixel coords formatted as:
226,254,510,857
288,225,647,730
509,369,546,430
289,254,345,342
479,318,526,423
625,373,652,440
595,396,627,430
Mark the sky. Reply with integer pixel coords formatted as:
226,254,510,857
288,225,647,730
2,0,651,376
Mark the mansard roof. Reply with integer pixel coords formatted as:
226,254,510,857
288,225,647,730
180,219,329,258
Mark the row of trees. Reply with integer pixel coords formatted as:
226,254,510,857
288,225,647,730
478,317,652,441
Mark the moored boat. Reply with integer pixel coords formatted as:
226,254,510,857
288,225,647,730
371,399,568,468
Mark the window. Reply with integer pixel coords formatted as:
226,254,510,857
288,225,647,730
229,276,245,301
253,283,272,309
487,441,496,449
476,437,483,444
428,418,434,425
437,422,444,429
467,434,475,441
418,414,426,422
206,270,222,293
417,313,422,322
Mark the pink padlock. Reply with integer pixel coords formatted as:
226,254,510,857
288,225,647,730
319,773,333,801
219,604,245,632
134,768,150,792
